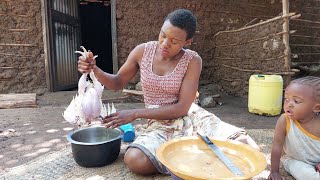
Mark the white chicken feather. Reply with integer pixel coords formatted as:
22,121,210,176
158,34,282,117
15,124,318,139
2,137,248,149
62,46,108,126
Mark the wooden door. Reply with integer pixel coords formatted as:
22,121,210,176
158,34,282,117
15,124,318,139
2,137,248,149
47,0,81,91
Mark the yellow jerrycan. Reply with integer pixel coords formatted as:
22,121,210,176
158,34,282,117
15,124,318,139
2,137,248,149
248,74,283,116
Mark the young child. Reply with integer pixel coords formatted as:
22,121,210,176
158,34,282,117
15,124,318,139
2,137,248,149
268,76,320,180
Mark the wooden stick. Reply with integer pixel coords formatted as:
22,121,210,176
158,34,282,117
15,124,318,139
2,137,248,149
215,31,284,47
305,7,320,10
290,23,320,29
122,89,144,96
208,10,272,19
221,64,297,75
303,12,320,16
291,44,320,48
0,67,15,69
0,101,38,109
221,78,245,82
0,67,27,69
265,55,286,61
214,57,242,60
293,52,320,55
292,62,320,65
291,35,320,39
0,52,33,57
292,18,320,25
221,78,249,85
111,0,118,73
203,2,269,8
282,0,291,84
243,18,259,27
227,3,267,8
221,64,261,73
0,43,36,47
214,55,285,61
290,68,300,72
8,29,29,32
289,14,301,20
276,30,296,35
214,12,296,36
265,71,296,75
0,77,13,81
0,13,30,17
298,66,320,74
289,30,297,34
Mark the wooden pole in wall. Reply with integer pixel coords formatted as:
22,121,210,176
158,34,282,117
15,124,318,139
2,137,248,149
282,0,291,86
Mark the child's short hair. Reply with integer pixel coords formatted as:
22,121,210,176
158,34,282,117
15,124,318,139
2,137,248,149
290,76,320,101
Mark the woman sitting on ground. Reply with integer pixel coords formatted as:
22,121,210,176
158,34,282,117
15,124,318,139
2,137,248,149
78,9,259,175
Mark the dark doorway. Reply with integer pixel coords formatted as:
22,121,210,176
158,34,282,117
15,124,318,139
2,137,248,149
79,0,113,73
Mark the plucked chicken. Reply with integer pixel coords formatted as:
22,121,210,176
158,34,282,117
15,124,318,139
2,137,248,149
62,46,108,126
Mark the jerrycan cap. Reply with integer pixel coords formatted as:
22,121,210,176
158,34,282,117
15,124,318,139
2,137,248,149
256,74,265,80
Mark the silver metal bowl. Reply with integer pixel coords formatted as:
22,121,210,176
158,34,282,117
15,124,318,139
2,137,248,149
67,126,122,167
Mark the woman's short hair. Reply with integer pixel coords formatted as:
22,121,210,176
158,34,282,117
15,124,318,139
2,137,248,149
165,9,197,40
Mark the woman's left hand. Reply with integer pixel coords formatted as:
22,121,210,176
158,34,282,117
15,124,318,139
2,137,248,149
102,109,136,128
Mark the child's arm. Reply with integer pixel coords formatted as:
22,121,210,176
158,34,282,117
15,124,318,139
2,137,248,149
316,163,320,172
269,114,287,180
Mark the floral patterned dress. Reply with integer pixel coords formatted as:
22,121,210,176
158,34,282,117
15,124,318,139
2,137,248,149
128,41,244,174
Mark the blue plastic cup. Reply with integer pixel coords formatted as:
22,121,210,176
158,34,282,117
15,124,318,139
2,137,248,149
119,123,135,142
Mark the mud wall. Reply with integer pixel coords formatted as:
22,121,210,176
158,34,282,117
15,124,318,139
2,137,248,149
289,0,320,77
0,0,46,94
213,19,286,97
2,0,317,95
115,0,282,85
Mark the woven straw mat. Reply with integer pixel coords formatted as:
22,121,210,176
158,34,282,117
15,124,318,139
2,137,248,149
0,128,293,180
0,143,170,180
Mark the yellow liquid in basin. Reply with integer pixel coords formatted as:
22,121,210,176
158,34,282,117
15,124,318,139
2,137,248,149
156,137,267,180
166,145,252,178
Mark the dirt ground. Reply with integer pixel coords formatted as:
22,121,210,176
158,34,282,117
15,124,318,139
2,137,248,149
0,90,283,177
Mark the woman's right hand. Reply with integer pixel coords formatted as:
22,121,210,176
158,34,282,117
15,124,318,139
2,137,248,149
78,51,96,74
268,172,285,180
102,109,137,129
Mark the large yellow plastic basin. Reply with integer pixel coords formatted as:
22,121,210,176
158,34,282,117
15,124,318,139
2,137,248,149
156,136,267,180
